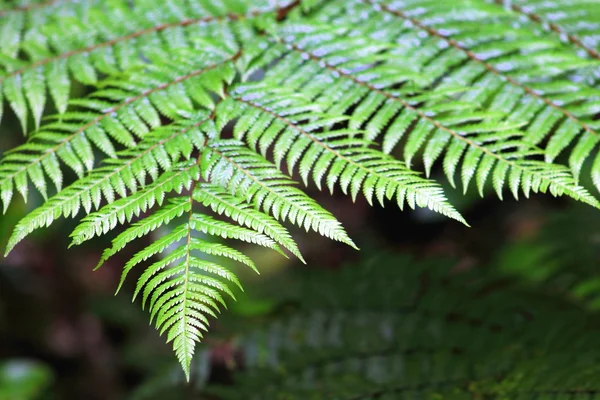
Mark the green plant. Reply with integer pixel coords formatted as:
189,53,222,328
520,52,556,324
0,0,599,377
206,254,600,399
495,203,600,309
130,253,600,399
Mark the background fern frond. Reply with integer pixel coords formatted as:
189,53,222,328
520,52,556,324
205,253,600,399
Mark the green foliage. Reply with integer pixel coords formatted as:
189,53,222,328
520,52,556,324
130,252,600,399
1,0,600,377
495,203,600,309
0,360,53,400
206,254,600,399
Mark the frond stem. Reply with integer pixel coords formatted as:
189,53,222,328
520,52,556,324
0,0,66,16
180,188,197,377
276,0,301,21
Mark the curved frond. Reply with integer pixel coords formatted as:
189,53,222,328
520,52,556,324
254,5,600,198
221,84,466,223
360,0,600,186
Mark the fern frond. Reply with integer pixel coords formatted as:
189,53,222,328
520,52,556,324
0,1,104,59
193,184,305,262
220,84,466,223
0,50,235,211
360,0,600,186
103,193,290,379
70,161,201,250
256,19,600,205
0,0,288,132
201,140,357,248
98,196,194,272
4,112,214,255
206,253,600,399
3,0,600,379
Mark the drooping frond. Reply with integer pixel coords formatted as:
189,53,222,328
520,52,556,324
252,16,600,205
106,194,287,379
0,49,235,211
0,0,290,132
219,84,466,223
201,140,357,248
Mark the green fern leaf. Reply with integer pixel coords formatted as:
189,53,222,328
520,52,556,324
201,140,357,248
193,184,305,262
104,193,290,379
0,0,290,132
70,161,201,249
220,84,466,224
4,112,215,255
0,51,235,211
257,20,600,205
2,0,600,377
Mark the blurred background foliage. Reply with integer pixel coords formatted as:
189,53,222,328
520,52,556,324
0,77,599,400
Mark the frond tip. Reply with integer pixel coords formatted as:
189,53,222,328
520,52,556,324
100,194,293,379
